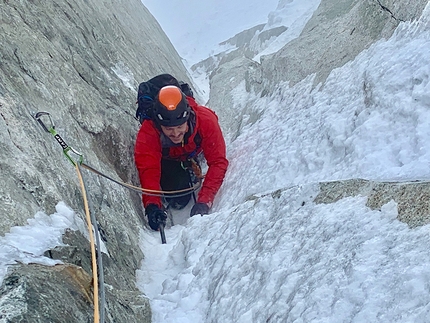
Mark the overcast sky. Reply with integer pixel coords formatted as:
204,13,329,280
140,0,279,65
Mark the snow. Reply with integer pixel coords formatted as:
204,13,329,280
252,0,321,62
135,2,430,322
140,193,430,322
111,62,136,91
2,1,430,322
221,25,430,205
0,202,85,285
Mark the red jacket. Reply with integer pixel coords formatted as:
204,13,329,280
134,96,228,208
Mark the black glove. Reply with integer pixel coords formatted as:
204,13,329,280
145,204,167,231
190,203,210,217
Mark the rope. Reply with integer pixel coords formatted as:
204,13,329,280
33,111,200,317
33,111,201,197
78,163,106,323
74,161,195,320
75,163,101,323
81,162,201,197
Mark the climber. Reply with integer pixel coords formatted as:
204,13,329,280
134,79,228,231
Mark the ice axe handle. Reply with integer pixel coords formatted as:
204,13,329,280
159,223,166,244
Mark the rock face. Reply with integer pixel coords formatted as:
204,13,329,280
0,0,191,321
0,263,151,323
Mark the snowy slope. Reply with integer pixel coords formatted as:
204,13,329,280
135,3,430,323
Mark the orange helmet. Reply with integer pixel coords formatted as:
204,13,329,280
154,86,190,126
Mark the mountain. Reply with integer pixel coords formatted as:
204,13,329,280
0,0,429,321
205,0,429,137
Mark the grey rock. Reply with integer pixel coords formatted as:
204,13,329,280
0,263,151,323
315,179,430,228
207,55,262,139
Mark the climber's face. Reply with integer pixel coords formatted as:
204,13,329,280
160,122,188,144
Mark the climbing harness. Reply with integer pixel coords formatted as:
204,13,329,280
181,158,204,204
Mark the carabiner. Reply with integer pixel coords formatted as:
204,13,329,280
34,111,55,133
34,111,84,166
63,146,84,166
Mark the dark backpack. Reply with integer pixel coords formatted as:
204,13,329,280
136,74,194,124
